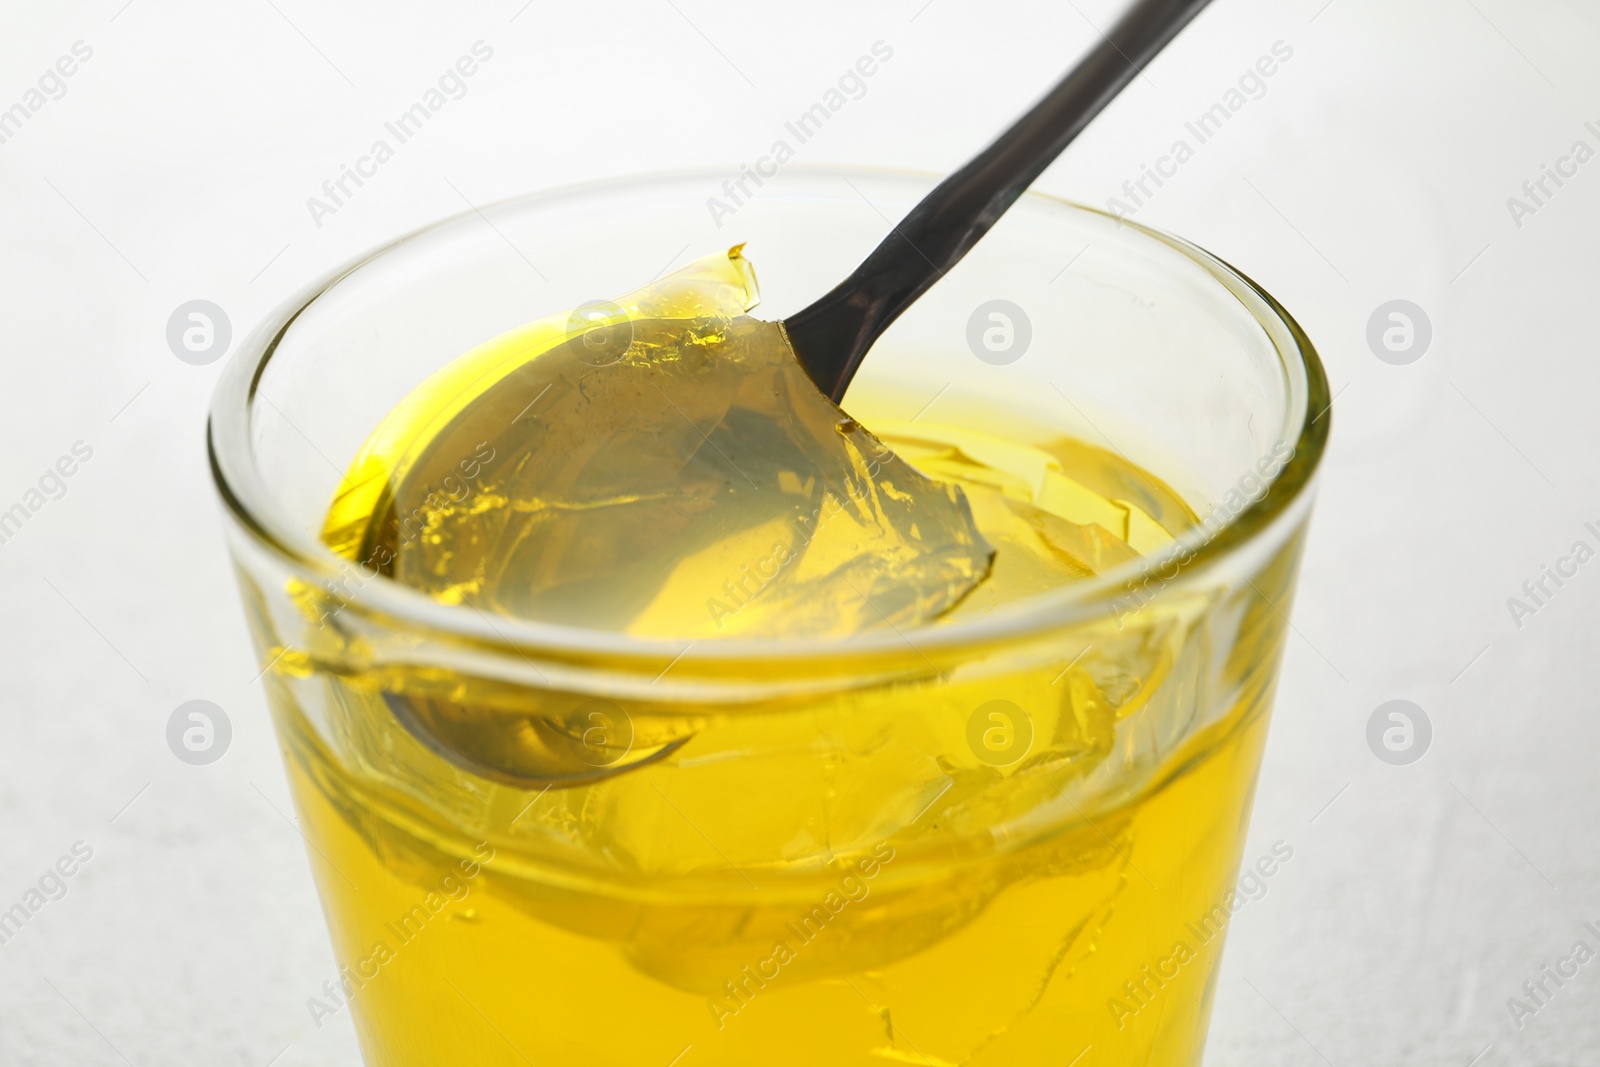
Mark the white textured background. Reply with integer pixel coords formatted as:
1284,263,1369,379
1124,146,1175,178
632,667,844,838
1,1,1597,1064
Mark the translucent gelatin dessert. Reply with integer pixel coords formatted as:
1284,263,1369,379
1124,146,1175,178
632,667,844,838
219,178,1323,1067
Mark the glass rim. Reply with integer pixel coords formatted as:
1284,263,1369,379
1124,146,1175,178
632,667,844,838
208,164,1330,673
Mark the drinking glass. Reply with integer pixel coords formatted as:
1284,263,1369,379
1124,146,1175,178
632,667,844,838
210,167,1329,1066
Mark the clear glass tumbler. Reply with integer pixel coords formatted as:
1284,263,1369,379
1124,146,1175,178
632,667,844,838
210,167,1329,1066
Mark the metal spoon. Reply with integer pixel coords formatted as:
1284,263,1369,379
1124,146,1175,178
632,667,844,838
784,0,1215,402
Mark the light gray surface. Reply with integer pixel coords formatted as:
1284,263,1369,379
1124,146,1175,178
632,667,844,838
1,1,1596,1064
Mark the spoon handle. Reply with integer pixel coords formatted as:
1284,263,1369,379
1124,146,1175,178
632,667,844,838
785,0,1215,401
